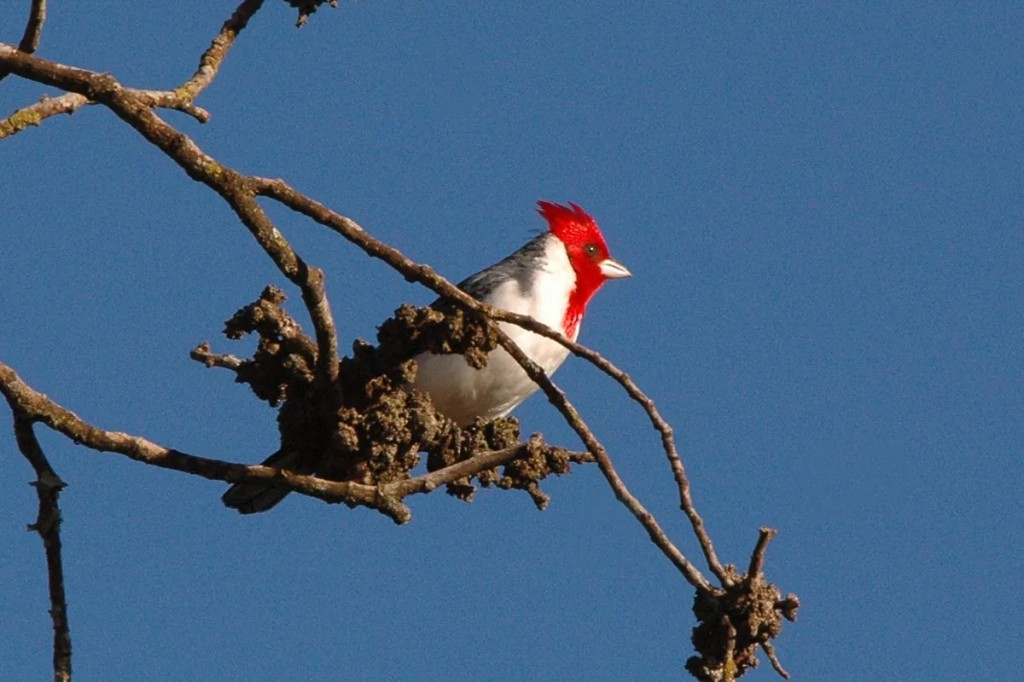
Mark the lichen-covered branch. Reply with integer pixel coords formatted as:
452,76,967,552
0,0,264,139
177,0,266,100
0,92,88,139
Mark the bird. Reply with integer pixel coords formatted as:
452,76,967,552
409,200,631,426
222,200,630,513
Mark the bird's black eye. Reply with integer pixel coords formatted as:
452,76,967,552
584,243,599,257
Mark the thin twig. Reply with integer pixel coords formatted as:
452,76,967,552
388,436,590,498
490,327,716,594
124,0,267,123
129,89,211,122
13,416,71,682
761,641,790,680
0,74,212,134
567,451,595,464
190,342,245,372
0,0,46,84
389,438,561,496
176,0,265,101
17,0,46,53
747,527,777,579
0,92,88,140
546,337,729,583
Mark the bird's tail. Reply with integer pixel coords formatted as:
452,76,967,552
222,449,310,514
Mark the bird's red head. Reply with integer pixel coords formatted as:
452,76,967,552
537,200,630,338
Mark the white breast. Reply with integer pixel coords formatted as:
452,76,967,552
411,235,576,426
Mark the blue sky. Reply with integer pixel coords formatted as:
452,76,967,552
2,2,1022,680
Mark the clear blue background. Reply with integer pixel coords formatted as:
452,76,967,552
2,3,1022,680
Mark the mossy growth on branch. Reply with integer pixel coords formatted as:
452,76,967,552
197,285,579,510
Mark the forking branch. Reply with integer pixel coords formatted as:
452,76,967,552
0,2,797,679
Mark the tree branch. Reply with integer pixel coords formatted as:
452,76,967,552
0,6,799,674
190,342,246,373
0,52,712,597
0,360,575,524
0,0,264,138
6,57,701,567
762,642,791,680
0,92,87,140
0,44,342,384
176,0,265,101
0,0,46,84
748,527,777,579
254,177,724,593
13,416,72,682
0,26,720,597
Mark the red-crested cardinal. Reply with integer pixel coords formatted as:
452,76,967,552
222,201,629,513
410,200,631,426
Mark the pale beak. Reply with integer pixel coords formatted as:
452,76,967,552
599,257,632,279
